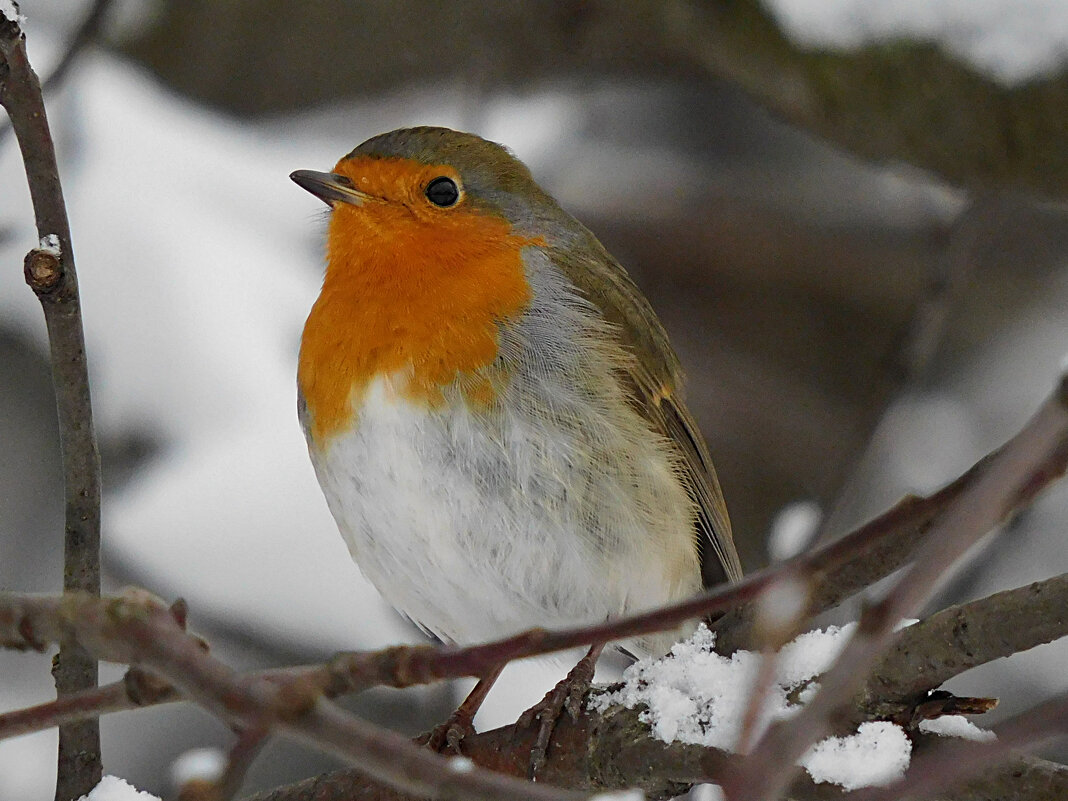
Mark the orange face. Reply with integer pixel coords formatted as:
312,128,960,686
298,156,541,445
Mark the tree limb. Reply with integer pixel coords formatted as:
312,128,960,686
859,573,1068,722
240,701,1068,801
0,10,102,800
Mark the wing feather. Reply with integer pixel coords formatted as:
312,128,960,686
549,232,742,587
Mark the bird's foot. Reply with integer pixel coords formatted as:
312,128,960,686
517,643,604,778
417,665,504,754
417,712,477,754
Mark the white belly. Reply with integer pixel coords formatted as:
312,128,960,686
307,376,701,649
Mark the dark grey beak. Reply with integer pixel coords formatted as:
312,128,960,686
290,169,376,207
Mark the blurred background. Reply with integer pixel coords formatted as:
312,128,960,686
1,0,1065,797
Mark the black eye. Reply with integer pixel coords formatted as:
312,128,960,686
425,176,460,207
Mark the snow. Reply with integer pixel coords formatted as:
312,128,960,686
776,624,854,688
37,233,61,257
754,575,809,632
447,756,475,774
919,715,997,741
688,785,725,801
767,500,822,561
169,747,226,787
77,775,160,801
764,0,1068,84
591,624,917,790
590,624,853,748
0,0,23,25
800,722,912,790
590,790,645,801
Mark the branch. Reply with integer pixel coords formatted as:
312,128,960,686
0,681,135,742
1,380,1064,795
0,10,102,800
242,704,742,801
241,701,1068,801
727,375,1068,801
3,588,1065,801
0,591,584,801
859,573,1068,722
6,482,1067,745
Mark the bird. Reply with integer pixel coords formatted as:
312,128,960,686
291,126,742,768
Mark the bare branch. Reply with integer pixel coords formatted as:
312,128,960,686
0,681,134,742
2,587,1065,801
0,11,102,799
859,573,1068,722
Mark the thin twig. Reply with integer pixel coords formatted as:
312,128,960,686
726,375,1068,801
735,573,812,753
2,589,1066,801
0,381,1064,797
0,11,102,800
0,682,133,742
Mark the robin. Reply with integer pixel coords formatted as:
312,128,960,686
291,126,742,769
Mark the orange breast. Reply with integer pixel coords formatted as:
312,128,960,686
299,162,538,445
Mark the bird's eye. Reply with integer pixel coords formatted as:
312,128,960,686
425,176,460,207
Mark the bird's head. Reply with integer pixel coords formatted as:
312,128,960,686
291,126,566,262
292,127,560,444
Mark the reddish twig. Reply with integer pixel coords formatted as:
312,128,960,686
735,573,812,753
0,682,134,742
2,588,1066,801
0,10,102,799
725,376,1068,801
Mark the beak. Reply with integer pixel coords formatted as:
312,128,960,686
289,169,376,207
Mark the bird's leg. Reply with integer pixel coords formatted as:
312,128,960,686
517,642,606,778
421,664,504,753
